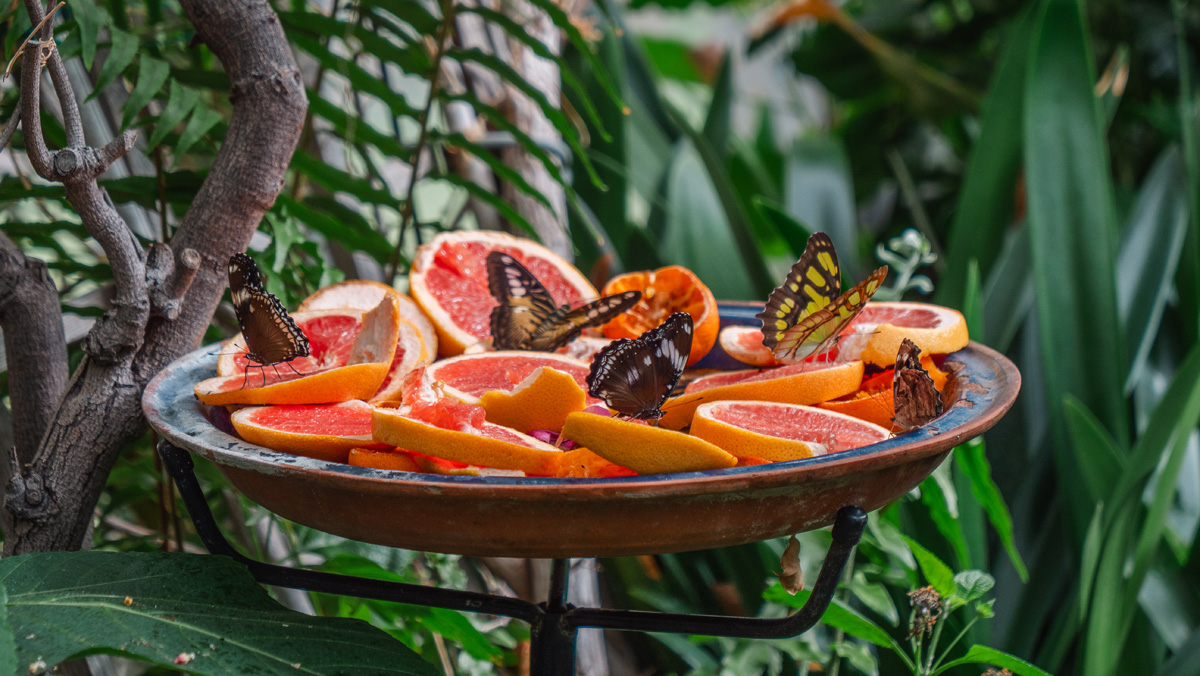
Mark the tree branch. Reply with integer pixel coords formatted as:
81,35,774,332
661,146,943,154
25,0,83,147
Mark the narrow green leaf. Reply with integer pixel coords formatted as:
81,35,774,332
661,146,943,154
147,81,199,150
980,226,1034,353
308,94,406,158
932,645,1052,676
172,104,222,162
1079,503,1104,622
433,173,541,241
1,551,436,674
121,57,171,129
278,11,429,72
523,0,624,108
89,27,138,101
1118,146,1190,391
610,6,679,142
919,466,971,569
955,438,1029,581
1085,508,1138,676
1063,395,1127,502
938,5,1033,307
1157,626,1200,676
784,136,860,279
291,150,396,206
901,536,956,597
701,53,733,157
1173,0,1200,341
1025,0,1127,537
754,198,812,258
437,132,555,214
764,585,905,655
291,34,422,121
963,259,984,339
360,0,439,36
276,195,393,263
69,0,105,70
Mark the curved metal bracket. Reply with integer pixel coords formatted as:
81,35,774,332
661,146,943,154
158,440,867,675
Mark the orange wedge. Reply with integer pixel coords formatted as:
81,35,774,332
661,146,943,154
372,406,563,475
479,366,587,433
348,447,424,472
556,448,637,477
658,360,864,430
601,265,718,366
560,412,736,475
230,401,386,463
691,401,889,462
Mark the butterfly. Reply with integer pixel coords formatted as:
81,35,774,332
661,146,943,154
487,251,641,351
756,232,888,363
892,338,943,431
228,253,310,388
586,312,693,421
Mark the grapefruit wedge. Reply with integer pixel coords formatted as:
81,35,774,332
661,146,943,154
658,360,864,430
196,297,399,406
297,279,438,361
718,325,781,367
372,406,563,475
691,401,890,462
426,351,594,405
478,366,588,433
231,401,386,463
560,412,736,475
409,231,598,356
838,302,968,366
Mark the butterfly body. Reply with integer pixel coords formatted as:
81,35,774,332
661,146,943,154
228,253,310,386
892,338,943,431
487,251,641,351
756,233,887,363
587,312,693,421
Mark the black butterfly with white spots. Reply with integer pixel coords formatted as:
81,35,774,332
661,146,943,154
587,312,693,421
892,338,943,431
228,253,310,387
487,251,641,352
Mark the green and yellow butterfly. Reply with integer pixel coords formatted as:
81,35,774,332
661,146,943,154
755,232,888,363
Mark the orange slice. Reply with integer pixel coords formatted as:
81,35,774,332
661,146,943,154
230,401,386,463
601,265,718,366
834,302,968,366
691,401,889,462
372,406,563,475
658,360,863,430
408,231,598,356
718,325,781,367
479,366,587,433
560,412,737,474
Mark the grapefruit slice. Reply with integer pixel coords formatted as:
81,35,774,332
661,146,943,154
348,447,424,472
230,401,386,463
560,412,737,474
837,302,968,366
658,360,864,430
408,231,598,356
691,401,890,462
372,406,563,475
297,279,438,361
425,351,594,405
601,265,719,366
818,356,949,431
478,366,587,433
718,325,781,367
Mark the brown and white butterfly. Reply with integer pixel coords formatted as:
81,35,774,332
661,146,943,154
487,251,641,352
587,312,693,421
891,338,943,431
228,253,310,387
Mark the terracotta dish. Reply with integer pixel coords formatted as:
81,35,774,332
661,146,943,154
143,303,1020,558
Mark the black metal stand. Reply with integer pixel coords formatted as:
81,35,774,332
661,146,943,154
158,440,867,675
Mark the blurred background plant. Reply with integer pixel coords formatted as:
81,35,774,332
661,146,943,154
1,0,1198,673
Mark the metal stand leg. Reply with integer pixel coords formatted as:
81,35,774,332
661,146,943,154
159,440,868,675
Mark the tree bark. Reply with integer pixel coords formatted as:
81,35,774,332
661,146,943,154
2,0,306,555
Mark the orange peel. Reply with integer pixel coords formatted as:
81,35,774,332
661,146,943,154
478,366,587,433
372,406,563,475
560,412,736,475
230,401,386,463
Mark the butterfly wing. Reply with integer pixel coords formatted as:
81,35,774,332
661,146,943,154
487,251,561,350
228,252,265,326
892,338,943,431
776,266,888,361
524,291,642,352
587,312,693,419
238,289,311,365
757,233,841,361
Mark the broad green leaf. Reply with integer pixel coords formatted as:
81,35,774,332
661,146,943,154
764,585,906,656
1157,625,1200,676
1063,395,1127,502
1,551,436,675
174,105,223,162
784,136,860,279
955,438,1028,581
701,53,733,157
848,570,899,625
919,466,971,569
121,56,171,129
1025,0,1127,538
69,0,105,69
953,570,995,603
901,536,956,597
148,81,199,150
89,27,138,101
834,640,878,676
656,141,754,299
1117,146,1190,392
0,582,14,676
754,198,812,258
938,5,1033,307
932,645,1052,676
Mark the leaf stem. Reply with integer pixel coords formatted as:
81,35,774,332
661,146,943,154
922,611,947,674
387,0,455,281
929,616,980,673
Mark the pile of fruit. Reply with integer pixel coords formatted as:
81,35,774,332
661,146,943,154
194,231,969,478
